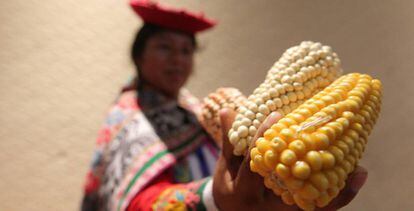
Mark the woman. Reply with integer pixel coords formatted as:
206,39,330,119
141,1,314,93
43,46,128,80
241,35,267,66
82,1,368,210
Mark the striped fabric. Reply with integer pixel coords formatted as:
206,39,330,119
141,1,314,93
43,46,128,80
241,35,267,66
82,78,220,211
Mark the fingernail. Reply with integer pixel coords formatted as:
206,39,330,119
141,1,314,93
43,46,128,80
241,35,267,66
350,171,368,192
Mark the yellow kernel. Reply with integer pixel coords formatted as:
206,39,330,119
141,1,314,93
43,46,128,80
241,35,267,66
305,104,319,113
326,121,344,136
253,154,265,167
264,129,277,141
328,146,344,163
289,140,307,156
351,122,364,134
280,128,296,142
271,123,287,132
311,133,330,149
256,138,271,154
297,108,312,118
334,166,347,181
340,160,353,174
250,160,259,173
271,137,288,152
301,133,316,150
316,192,331,207
264,177,273,189
276,163,290,179
314,100,326,109
272,186,284,195
280,149,297,166
293,194,315,211
279,118,297,127
281,191,295,205
330,91,344,102
336,117,350,129
317,126,336,141
292,161,311,179
250,147,260,159
290,113,305,123
349,96,363,107
298,183,321,200
264,150,278,169
310,172,330,191
320,151,336,169
342,137,354,151
346,129,359,141
325,170,339,186
328,186,340,198
347,155,357,166
305,151,323,171
321,95,336,105
338,180,346,190
335,141,350,154
285,178,305,190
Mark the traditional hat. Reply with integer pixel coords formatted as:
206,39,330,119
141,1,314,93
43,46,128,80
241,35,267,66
130,0,217,34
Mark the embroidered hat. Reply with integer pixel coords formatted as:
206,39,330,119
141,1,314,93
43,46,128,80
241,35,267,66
130,0,217,34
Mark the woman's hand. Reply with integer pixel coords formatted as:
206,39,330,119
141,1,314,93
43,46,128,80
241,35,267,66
212,108,368,211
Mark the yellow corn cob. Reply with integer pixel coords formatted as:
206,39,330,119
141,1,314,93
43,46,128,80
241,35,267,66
249,73,382,210
200,88,247,143
229,41,343,155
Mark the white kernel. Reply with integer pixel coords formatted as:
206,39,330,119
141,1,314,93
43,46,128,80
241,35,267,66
276,84,286,95
249,126,257,136
273,98,283,108
281,75,292,83
259,104,270,115
253,119,261,128
293,82,303,91
229,132,239,144
281,95,290,105
233,120,242,129
283,83,294,92
245,110,256,120
248,102,258,112
296,91,305,100
266,100,276,111
241,118,252,126
235,114,244,121
286,68,295,76
269,88,279,98
256,113,266,122
237,125,249,138
282,106,291,114
255,98,264,105
288,92,298,102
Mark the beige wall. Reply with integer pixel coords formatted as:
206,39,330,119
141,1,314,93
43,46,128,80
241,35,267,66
1,0,413,210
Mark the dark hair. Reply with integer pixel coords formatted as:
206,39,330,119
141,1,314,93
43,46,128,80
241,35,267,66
131,23,197,69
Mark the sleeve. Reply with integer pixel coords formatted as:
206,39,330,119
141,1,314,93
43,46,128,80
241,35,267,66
127,170,218,211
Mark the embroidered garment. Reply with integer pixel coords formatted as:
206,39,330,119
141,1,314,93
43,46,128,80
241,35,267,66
82,79,219,211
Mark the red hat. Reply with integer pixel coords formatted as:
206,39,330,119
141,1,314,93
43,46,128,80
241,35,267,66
130,0,217,34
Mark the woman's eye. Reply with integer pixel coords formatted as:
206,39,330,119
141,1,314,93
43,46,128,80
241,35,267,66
157,43,171,51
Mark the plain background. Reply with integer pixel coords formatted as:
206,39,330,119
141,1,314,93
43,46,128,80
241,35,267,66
1,0,413,210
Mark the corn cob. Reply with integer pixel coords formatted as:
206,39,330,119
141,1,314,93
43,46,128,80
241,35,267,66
200,88,247,143
228,41,342,155
249,73,382,210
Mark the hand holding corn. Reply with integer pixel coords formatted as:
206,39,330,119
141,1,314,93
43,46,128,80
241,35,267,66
201,41,382,210
212,109,368,211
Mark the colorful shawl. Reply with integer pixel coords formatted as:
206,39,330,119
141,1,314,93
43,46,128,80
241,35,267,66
82,81,218,211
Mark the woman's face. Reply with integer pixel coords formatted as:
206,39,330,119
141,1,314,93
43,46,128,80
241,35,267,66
138,31,195,98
